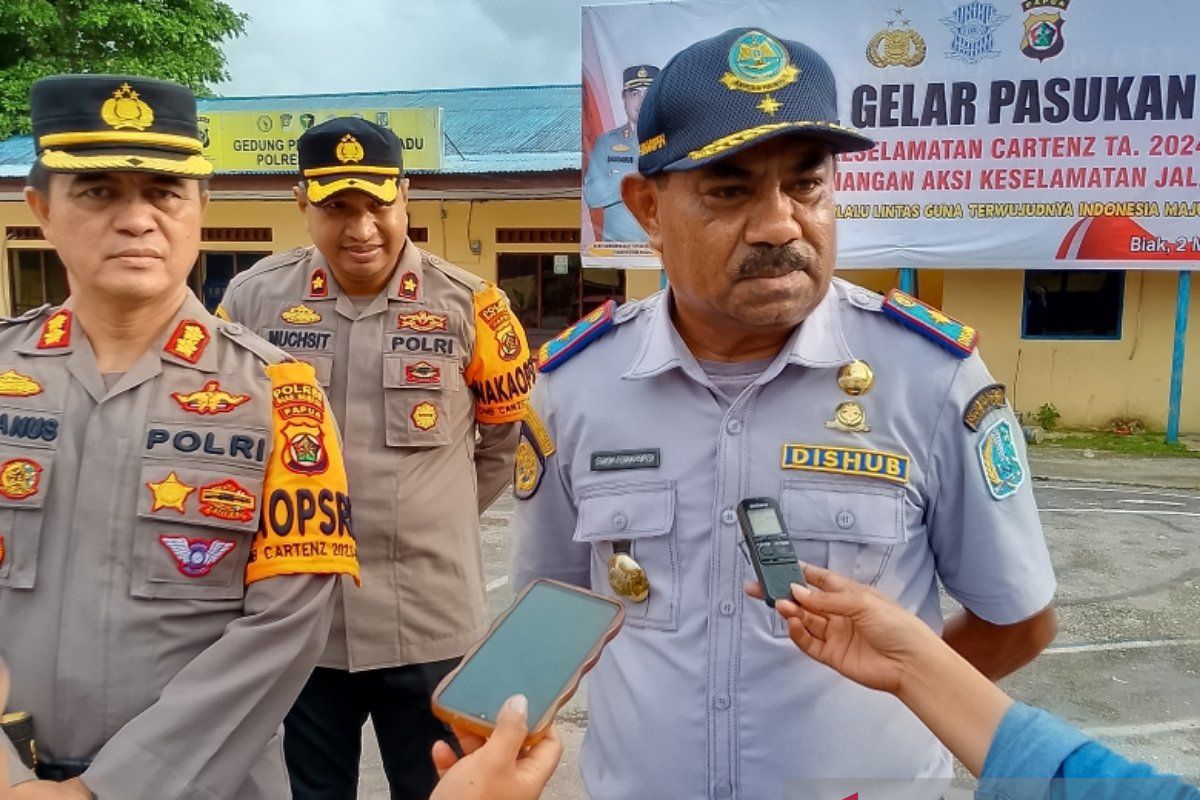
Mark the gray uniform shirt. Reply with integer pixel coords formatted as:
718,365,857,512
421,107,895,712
583,124,646,243
221,241,529,670
511,279,1057,800
0,293,345,799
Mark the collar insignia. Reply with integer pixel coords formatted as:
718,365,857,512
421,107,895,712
38,310,72,349
165,319,210,364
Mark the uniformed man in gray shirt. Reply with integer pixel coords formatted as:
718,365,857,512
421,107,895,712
512,29,1058,800
583,65,658,243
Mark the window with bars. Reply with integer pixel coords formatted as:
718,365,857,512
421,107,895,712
8,249,69,315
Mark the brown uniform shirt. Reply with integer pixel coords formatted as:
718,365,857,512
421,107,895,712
220,241,532,669
0,293,358,799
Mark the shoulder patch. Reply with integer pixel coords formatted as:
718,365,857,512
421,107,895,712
882,289,977,358
537,300,617,373
963,383,1007,431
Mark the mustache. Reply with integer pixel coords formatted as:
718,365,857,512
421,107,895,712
736,246,812,279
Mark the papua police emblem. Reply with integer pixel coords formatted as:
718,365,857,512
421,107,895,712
0,458,43,500
1020,0,1068,61
101,82,154,131
867,8,927,68
942,1,1009,64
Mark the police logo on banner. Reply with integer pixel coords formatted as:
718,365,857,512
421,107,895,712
1020,0,1069,61
978,419,1025,499
866,10,927,68
942,0,1009,64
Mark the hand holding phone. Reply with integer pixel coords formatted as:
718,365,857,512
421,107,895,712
737,497,807,607
431,579,624,746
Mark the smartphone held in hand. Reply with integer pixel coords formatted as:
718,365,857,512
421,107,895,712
431,579,624,746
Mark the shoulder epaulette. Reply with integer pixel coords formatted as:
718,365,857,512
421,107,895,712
881,289,977,359
0,304,50,327
218,321,289,365
537,300,618,373
424,251,488,292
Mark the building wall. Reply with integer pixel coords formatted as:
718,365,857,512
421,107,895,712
942,269,1200,432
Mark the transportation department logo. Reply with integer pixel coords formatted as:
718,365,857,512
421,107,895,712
942,0,1009,64
721,30,799,94
866,8,927,68
1020,0,1068,61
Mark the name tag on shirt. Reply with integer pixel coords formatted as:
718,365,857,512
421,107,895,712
591,449,660,471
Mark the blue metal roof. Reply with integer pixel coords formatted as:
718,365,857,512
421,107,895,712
0,84,582,178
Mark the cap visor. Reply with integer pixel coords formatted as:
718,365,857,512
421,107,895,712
662,121,875,173
39,146,213,178
306,174,399,204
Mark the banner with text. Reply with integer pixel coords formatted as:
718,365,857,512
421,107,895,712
582,0,1200,270
198,108,442,173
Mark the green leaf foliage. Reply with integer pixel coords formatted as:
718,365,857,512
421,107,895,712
0,0,247,138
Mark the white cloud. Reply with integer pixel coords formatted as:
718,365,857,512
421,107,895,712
218,0,582,96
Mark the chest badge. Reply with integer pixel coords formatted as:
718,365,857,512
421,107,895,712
397,310,448,332
172,380,251,415
0,370,43,397
198,479,257,523
825,401,870,433
281,304,322,325
608,544,649,603
159,536,235,578
146,471,196,513
411,401,438,431
0,458,42,500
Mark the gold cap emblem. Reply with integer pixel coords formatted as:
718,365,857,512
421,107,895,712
335,134,365,164
608,552,650,602
101,83,155,131
825,401,871,433
837,360,874,396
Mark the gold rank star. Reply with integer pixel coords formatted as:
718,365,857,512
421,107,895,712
402,276,418,295
757,95,782,116
147,471,196,513
312,274,325,290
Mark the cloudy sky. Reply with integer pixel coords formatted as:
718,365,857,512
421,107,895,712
218,0,620,96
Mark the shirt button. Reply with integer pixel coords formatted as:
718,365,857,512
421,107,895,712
721,508,737,525
612,512,628,531
715,694,731,710
720,600,735,616
715,782,733,799
853,289,872,305
726,419,743,435
836,510,855,529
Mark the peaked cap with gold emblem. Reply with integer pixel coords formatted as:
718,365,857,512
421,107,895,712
636,28,875,175
298,117,403,205
31,74,212,178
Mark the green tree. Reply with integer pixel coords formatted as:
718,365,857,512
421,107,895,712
0,0,247,138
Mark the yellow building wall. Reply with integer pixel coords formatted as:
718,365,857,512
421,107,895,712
942,269,1200,432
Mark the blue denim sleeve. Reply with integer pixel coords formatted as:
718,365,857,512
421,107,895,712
975,703,1200,800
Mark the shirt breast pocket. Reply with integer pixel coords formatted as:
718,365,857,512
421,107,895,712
768,477,907,637
382,354,459,448
573,479,679,631
0,448,58,590
131,460,264,602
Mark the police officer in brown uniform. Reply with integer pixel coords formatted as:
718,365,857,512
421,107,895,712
0,75,361,800
219,117,534,800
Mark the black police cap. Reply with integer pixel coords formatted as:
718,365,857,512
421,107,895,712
31,74,212,178
637,28,875,176
622,65,659,92
297,117,404,204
